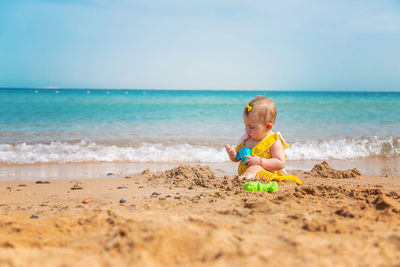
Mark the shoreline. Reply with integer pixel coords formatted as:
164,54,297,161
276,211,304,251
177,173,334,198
1,157,399,182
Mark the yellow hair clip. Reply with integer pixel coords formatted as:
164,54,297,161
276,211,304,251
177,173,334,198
246,103,252,112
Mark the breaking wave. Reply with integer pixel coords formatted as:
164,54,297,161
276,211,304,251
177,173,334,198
0,136,399,164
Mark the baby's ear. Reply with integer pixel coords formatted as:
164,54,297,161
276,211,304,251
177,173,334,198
266,123,273,130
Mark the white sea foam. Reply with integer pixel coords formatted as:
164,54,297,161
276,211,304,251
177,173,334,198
287,136,400,160
0,141,228,164
0,137,398,164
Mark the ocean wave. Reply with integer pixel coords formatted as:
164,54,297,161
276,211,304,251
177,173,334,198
0,141,228,164
287,136,400,160
0,137,399,164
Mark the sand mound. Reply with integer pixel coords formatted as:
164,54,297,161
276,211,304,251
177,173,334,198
311,161,362,179
371,194,400,212
148,164,217,187
148,165,244,193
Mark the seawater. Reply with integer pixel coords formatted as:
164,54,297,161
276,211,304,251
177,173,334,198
0,89,399,165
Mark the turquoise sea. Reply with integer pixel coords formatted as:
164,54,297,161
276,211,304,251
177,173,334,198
0,89,399,169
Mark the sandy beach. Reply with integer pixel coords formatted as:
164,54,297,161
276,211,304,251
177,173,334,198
3,0,400,265
1,162,399,267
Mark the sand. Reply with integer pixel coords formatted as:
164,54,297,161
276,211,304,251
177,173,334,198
0,162,400,267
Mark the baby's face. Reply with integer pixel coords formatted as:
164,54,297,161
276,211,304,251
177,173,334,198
243,113,269,141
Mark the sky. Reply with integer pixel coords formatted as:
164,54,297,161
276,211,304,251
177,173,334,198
0,0,400,91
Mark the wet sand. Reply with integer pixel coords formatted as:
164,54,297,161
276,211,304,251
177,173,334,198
1,157,399,183
0,162,400,266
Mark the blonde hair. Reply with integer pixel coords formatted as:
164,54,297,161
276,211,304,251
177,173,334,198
243,96,277,124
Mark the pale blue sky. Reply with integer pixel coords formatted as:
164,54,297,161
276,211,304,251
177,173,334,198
1,0,400,90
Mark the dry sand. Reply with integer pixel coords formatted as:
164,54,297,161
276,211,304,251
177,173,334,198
0,162,400,267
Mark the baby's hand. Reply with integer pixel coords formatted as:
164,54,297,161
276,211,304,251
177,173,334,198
225,144,237,161
243,155,262,166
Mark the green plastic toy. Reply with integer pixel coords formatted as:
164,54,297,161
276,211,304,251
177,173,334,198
243,181,279,193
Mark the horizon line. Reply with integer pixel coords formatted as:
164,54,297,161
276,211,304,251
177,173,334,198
0,87,399,93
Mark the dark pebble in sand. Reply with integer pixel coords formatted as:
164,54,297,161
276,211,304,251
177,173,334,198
7,187,12,190
71,184,83,190
152,192,161,197
18,184,27,187
36,180,50,184
141,169,152,175
188,186,193,190
82,198,93,204
117,186,128,189
119,199,126,203
30,215,39,219
107,173,115,176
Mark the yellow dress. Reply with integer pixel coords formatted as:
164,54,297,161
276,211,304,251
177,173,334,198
235,132,289,176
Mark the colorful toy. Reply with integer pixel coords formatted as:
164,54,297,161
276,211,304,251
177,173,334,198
243,181,279,193
236,147,252,164
255,170,303,185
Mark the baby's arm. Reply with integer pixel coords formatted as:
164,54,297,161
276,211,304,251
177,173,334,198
225,144,239,162
244,140,286,171
261,140,286,171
